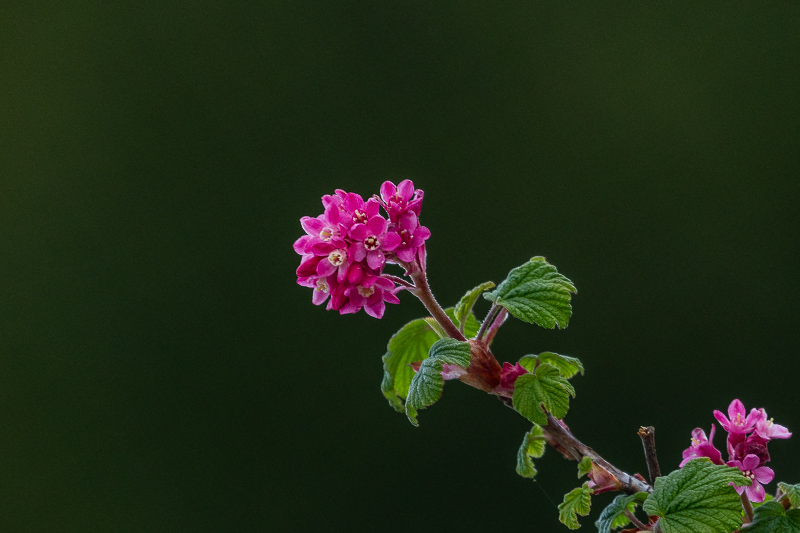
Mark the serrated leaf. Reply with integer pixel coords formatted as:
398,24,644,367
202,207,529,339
741,500,800,532
381,308,479,413
642,459,751,533
483,256,576,329
454,281,495,334
577,457,593,478
381,318,441,412
558,484,593,529
405,338,471,425
779,482,800,508
595,492,648,533
518,352,584,379
512,363,575,425
516,424,546,479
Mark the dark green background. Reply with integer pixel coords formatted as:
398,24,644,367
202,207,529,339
3,3,799,531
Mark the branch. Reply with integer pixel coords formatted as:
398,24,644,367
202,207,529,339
543,413,653,495
741,494,754,523
408,269,466,341
637,426,661,485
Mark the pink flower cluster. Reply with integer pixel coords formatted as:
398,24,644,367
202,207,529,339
680,399,791,502
293,180,430,319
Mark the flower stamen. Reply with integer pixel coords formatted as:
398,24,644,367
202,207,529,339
328,249,346,266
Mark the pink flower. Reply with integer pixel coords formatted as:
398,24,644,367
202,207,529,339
713,399,764,435
296,274,337,306
727,454,775,502
307,242,350,282
295,183,430,319
348,214,400,270
390,211,431,263
754,409,792,440
379,179,424,222
342,275,400,319
680,425,724,467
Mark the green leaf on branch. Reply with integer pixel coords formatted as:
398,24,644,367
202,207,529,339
405,338,471,426
642,458,751,533
595,492,648,533
381,318,442,412
577,457,593,478
741,501,800,532
483,256,576,329
558,484,593,529
454,281,495,334
779,482,800,508
516,424,546,479
518,352,584,379
381,308,479,413
512,363,575,425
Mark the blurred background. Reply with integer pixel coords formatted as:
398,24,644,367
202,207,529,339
2,2,799,531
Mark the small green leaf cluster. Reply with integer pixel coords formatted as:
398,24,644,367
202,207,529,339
515,425,546,479
559,484,593,530
380,292,481,424
595,492,648,533
405,338,471,425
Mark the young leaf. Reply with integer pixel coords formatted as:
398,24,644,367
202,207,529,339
454,281,495,334
779,482,800,508
483,256,576,329
558,484,593,529
381,308,479,412
405,338,471,425
516,424,546,479
741,500,800,532
518,352,584,379
512,363,575,426
577,457,593,478
381,318,442,412
642,458,751,533
595,492,648,533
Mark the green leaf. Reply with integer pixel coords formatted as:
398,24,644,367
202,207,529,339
512,363,575,425
779,482,800,508
380,308,479,413
483,256,576,329
642,458,751,533
558,484,593,529
742,501,800,532
516,424,546,479
381,318,442,412
454,281,495,334
595,492,648,533
405,338,471,425
577,457,593,478
518,352,584,379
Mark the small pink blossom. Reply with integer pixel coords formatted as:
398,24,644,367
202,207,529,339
727,454,774,502
713,399,764,435
390,210,431,263
755,409,792,440
349,214,400,270
308,242,350,282
680,425,724,467
296,275,336,306
379,179,424,222
341,275,400,319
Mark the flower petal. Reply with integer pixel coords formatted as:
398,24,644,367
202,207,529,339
753,465,775,484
